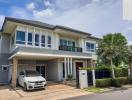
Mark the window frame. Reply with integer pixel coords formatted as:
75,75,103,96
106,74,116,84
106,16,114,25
16,30,26,45
47,35,52,48
2,65,8,71
86,42,96,52
27,32,33,46
41,34,46,47
35,33,39,47
60,39,75,47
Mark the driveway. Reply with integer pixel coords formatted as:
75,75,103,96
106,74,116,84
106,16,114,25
0,85,20,100
0,83,91,100
64,88,132,100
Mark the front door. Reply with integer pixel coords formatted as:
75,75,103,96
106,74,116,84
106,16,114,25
76,62,83,88
36,65,46,79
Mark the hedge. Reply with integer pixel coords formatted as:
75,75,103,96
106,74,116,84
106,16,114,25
111,77,128,87
96,77,129,87
96,78,112,87
114,68,128,77
81,66,128,78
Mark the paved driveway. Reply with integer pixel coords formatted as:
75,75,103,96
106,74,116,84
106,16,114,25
0,85,20,100
0,83,91,100
65,88,132,100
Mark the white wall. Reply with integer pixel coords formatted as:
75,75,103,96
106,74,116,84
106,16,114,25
12,24,98,59
47,60,60,81
58,62,63,81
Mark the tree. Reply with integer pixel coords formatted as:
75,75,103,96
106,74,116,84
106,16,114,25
97,33,127,79
126,45,132,77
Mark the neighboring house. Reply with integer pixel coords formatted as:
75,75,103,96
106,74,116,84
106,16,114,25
0,17,99,88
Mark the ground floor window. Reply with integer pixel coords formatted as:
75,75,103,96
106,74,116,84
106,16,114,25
1,65,8,71
36,65,46,78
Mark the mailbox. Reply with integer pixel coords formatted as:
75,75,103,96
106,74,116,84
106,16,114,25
79,70,88,89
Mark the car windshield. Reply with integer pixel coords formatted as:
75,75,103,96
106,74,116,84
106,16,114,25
25,70,40,77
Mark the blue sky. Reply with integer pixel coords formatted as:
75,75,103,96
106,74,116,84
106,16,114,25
0,0,132,43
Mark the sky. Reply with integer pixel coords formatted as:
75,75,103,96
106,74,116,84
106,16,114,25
0,0,132,43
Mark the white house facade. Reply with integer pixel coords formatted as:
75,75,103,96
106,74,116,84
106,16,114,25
0,17,99,88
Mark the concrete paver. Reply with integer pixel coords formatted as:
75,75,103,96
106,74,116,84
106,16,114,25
0,84,91,100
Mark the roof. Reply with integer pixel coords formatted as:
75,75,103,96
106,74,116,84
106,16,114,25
2,17,55,31
2,17,91,36
87,36,101,41
55,25,91,35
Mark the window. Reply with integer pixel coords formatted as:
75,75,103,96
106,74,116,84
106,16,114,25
41,35,45,47
2,65,8,71
28,33,32,45
35,34,39,46
47,35,51,48
16,31,25,44
86,42,95,52
60,39,75,47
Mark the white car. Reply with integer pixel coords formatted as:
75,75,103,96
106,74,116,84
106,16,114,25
18,70,47,91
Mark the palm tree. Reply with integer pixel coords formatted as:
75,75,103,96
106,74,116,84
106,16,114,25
97,33,127,79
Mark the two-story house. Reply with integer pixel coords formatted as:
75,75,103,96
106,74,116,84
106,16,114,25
0,17,99,88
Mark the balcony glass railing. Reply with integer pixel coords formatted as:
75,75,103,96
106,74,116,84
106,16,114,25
59,45,82,52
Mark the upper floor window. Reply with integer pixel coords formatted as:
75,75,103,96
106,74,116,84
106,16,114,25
41,35,45,47
47,35,51,48
16,31,25,44
28,33,32,45
35,34,39,46
86,42,96,52
60,39,75,47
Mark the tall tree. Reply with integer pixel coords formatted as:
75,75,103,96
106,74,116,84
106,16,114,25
126,45,132,77
97,33,127,78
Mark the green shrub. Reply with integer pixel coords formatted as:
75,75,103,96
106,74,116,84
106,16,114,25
96,78,111,87
114,68,122,77
128,77,132,84
122,68,128,77
111,78,122,87
120,77,129,84
67,74,73,81
111,77,128,87
114,67,128,77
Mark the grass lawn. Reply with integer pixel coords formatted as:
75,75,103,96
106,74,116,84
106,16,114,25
84,87,108,93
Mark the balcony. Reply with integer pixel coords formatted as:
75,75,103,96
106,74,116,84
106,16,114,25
59,45,82,52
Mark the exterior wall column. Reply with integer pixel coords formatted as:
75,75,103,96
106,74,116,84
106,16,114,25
11,57,18,88
67,57,70,75
64,57,67,79
70,57,73,75
91,59,96,87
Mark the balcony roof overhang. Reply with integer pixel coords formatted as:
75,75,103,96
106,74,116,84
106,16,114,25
9,47,92,60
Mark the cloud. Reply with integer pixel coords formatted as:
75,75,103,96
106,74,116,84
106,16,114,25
44,0,53,8
10,7,32,19
55,0,91,10
33,8,53,20
26,2,35,11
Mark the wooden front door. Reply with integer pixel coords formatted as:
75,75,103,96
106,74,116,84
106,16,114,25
76,62,83,88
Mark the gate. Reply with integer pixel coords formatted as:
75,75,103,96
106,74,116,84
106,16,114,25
0,65,9,84
87,71,93,85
